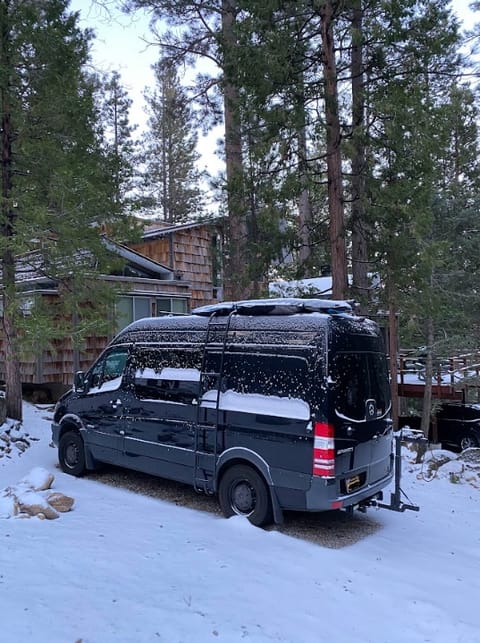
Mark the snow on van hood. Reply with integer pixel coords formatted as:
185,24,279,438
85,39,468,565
201,389,310,420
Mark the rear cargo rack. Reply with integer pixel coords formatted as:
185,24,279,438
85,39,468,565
192,297,353,317
364,431,423,513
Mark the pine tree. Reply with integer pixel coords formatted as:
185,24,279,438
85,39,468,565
141,60,205,222
128,0,475,324
0,0,131,419
365,1,472,430
98,70,138,213
125,0,255,298
234,1,327,282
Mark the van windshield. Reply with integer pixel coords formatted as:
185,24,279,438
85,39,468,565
331,352,390,422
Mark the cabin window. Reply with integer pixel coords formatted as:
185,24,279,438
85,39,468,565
156,297,188,314
115,296,188,332
211,233,222,288
116,296,151,331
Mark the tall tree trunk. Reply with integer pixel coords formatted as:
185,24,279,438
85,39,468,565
221,0,250,300
388,281,399,430
350,0,369,309
1,254,22,421
1,9,23,420
319,1,347,299
421,317,435,440
296,46,312,273
113,83,120,206
161,82,168,222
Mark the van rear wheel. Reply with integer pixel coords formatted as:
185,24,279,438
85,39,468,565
218,465,273,527
59,430,86,477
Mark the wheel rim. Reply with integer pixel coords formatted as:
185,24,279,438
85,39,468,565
64,441,80,469
230,480,257,515
460,436,476,450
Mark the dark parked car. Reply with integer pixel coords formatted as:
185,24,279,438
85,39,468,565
435,403,480,450
399,403,480,451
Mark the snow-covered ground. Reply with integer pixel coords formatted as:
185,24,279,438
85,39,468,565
1,403,479,643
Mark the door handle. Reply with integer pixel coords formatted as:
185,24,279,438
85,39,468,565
110,399,122,410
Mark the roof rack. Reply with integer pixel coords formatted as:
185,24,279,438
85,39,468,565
192,297,353,317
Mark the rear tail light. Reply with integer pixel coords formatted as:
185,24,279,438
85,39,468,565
313,421,335,478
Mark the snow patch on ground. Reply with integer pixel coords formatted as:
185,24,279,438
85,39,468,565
0,403,478,643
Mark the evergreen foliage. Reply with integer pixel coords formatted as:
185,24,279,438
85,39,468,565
98,70,139,214
0,0,135,418
141,59,206,222
125,0,480,346
125,0,257,298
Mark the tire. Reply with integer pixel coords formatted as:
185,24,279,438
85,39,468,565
58,430,86,477
218,464,273,527
459,433,479,451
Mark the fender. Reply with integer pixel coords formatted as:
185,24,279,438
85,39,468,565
59,413,84,433
216,447,284,524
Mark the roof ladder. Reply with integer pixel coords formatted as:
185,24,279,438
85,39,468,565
193,308,236,493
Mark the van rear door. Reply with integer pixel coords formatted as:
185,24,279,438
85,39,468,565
329,351,392,494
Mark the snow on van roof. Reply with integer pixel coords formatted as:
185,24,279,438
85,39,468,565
192,298,353,316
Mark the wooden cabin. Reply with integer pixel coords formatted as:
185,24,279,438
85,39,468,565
131,220,224,309
0,222,224,399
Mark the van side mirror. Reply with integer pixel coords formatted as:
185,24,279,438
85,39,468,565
74,371,87,393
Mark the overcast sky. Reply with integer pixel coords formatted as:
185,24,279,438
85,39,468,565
70,0,156,132
70,0,477,175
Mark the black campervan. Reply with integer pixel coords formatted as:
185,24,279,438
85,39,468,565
51,298,394,526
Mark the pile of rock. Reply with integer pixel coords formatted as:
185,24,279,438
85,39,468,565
0,422,38,459
417,448,480,486
0,467,74,520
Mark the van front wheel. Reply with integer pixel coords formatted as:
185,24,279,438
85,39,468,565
59,430,86,477
218,465,273,527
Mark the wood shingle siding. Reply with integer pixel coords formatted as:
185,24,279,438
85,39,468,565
131,221,223,309
0,222,223,398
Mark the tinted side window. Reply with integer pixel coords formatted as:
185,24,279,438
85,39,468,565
460,406,480,421
438,405,462,420
88,348,129,393
133,347,202,404
222,350,315,403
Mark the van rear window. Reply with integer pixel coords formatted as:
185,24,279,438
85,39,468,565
331,352,390,421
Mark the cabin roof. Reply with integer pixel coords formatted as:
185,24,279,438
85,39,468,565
5,237,175,288
102,237,174,279
141,219,221,241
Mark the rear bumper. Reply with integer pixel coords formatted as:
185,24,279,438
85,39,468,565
304,466,394,511
272,453,394,513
